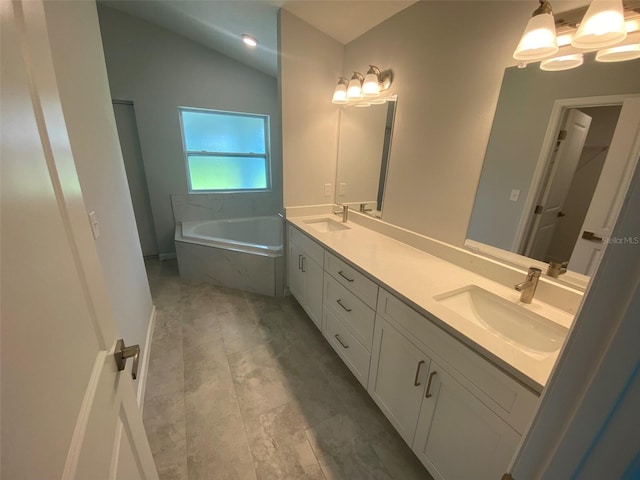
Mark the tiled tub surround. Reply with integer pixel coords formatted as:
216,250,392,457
175,216,285,297
286,208,580,392
144,259,431,480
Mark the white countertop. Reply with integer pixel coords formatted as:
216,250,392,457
287,214,575,393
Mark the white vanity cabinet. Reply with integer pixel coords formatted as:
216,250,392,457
412,362,521,480
287,226,324,330
374,289,539,479
322,252,378,387
368,316,432,445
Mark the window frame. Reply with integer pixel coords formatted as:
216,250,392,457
178,106,272,194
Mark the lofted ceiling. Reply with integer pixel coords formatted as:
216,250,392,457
98,0,418,78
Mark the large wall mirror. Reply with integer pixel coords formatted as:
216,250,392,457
335,96,397,215
467,56,640,290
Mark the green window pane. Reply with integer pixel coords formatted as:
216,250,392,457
181,110,266,154
188,156,267,191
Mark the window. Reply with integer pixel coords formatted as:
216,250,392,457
179,107,270,192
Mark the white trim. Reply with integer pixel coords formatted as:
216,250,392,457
513,94,640,254
62,350,108,479
136,305,156,411
158,252,177,261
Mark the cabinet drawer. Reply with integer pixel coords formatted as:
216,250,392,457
324,251,378,308
323,275,375,351
377,289,539,434
288,225,324,265
323,308,371,388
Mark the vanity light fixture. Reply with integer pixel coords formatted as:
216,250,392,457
571,0,627,48
540,53,584,70
514,0,640,71
331,65,393,106
595,42,640,60
347,72,364,99
332,77,349,104
241,34,258,48
513,0,559,61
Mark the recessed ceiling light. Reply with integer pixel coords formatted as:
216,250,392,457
241,34,258,48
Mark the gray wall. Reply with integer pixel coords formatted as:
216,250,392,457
44,0,153,385
98,6,282,255
342,1,534,246
468,60,640,251
279,10,343,207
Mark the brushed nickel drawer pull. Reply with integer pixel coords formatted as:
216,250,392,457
414,360,425,386
334,334,349,349
336,298,352,312
338,270,354,282
425,371,437,398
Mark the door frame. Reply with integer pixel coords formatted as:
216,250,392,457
513,94,640,255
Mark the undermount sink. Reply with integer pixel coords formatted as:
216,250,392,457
434,285,568,353
303,218,351,233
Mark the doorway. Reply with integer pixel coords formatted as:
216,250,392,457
112,101,158,257
524,104,622,271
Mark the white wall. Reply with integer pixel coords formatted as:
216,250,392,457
43,1,153,389
342,1,533,246
279,10,343,207
98,6,283,255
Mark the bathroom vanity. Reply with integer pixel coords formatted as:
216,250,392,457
285,209,579,480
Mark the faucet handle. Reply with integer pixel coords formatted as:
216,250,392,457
528,266,542,277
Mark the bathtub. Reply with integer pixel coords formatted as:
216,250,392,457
175,216,284,296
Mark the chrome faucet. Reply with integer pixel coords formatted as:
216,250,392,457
333,205,349,223
514,267,542,304
547,261,568,278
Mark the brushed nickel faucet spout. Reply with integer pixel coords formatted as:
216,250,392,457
515,267,542,304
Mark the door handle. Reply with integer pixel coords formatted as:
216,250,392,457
557,211,566,218
582,231,603,242
301,256,306,272
298,254,303,270
114,339,140,380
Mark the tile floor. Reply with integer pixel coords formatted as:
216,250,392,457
143,259,432,480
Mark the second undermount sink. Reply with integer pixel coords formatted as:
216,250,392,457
434,285,568,353
303,218,351,233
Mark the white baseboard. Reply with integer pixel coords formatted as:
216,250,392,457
136,304,156,412
158,252,177,261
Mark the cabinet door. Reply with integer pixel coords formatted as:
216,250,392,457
302,254,323,330
413,362,521,480
288,241,304,302
368,316,430,445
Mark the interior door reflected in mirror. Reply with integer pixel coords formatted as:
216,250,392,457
466,56,640,290
335,96,397,217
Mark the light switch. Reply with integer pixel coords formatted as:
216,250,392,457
88,211,100,239
510,189,520,202
339,183,347,196
324,183,332,196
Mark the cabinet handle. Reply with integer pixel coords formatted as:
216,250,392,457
336,298,352,312
298,254,303,270
338,270,354,282
425,371,437,398
413,360,425,386
301,256,306,272
334,334,349,349
582,230,604,242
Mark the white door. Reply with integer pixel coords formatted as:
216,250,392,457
1,1,158,479
570,97,640,275
526,109,592,261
